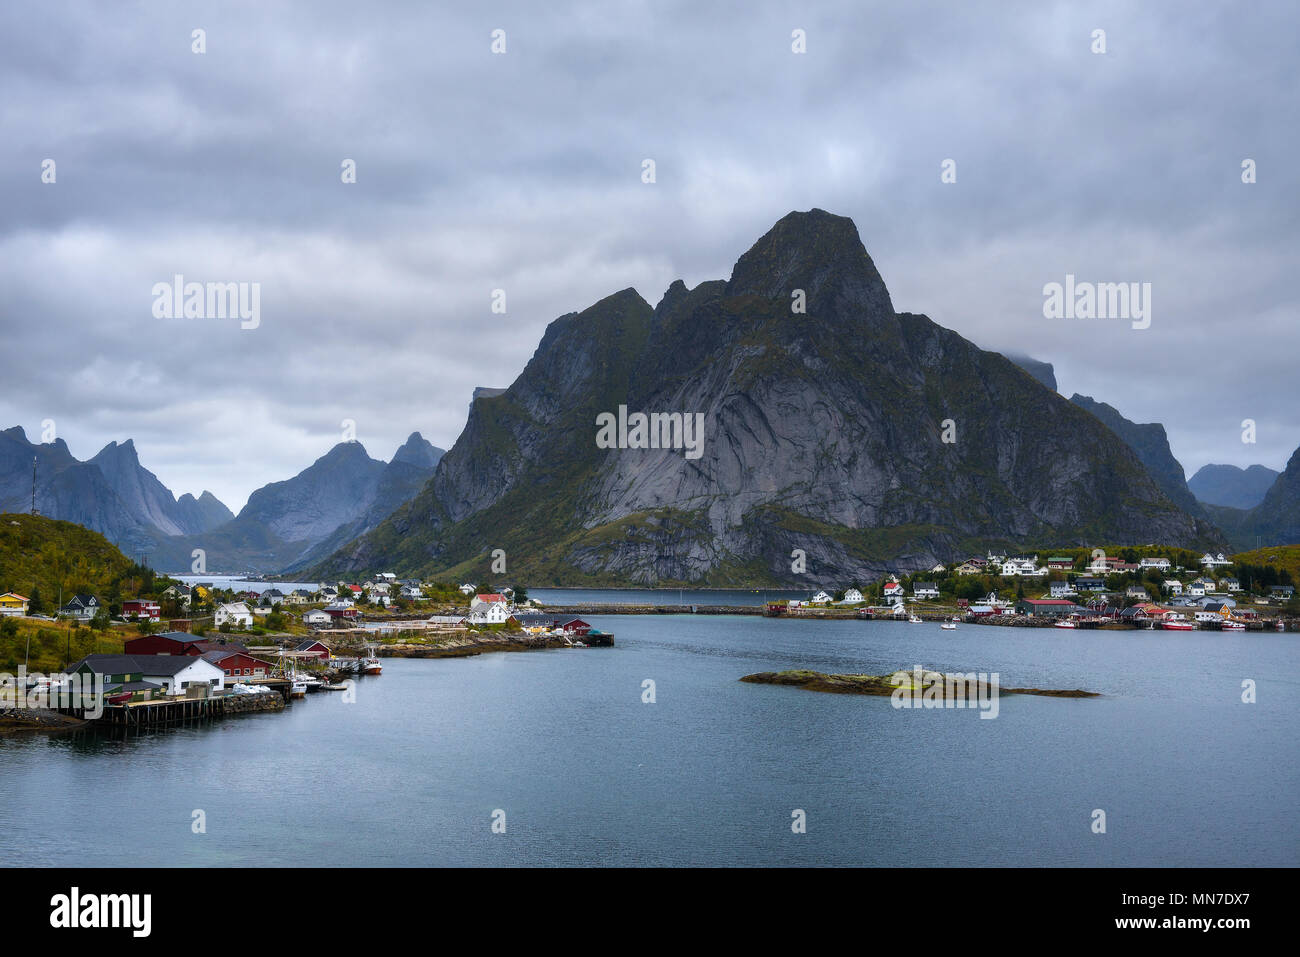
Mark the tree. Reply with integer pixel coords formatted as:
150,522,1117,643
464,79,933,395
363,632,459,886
28,586,44,615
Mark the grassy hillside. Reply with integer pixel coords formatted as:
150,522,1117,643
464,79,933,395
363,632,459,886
0,512,148,603
1231,544,1300,582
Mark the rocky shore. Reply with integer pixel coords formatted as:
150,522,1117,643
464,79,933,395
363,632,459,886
373,630,611,659
0,707,91,734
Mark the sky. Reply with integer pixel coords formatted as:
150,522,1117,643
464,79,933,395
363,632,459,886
2,1,1296,511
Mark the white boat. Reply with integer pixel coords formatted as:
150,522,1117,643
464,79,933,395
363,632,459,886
362,646,382,675
1053,619,1078,629
908,615,923,623
1221,620,1246,631
289,677,308,698
940,622,957,630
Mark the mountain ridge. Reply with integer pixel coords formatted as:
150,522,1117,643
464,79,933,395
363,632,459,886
312,209,1223,585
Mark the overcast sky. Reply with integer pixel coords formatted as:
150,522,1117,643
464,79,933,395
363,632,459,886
2,1,1296,511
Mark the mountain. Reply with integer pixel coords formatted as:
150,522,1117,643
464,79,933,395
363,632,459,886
1004,354,1057,392
88,439,230,535
1068,395,1205,517
314,209,1217,585
279,433,444,571
0,426,157,553
1187,463,1279,510
175,491,235,532
1,427,233,552
1227,446,1300,549
145,434,445,573
0,423,442,574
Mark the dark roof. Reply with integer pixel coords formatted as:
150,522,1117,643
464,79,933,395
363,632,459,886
67,654,139,675
152,631,199,643
66,653,219,677
295,638,329,650
191,639,248,653
511,613,554,626
201,649,271,666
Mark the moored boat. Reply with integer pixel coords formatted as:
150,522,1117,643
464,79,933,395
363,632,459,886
940,622,957,630
1162,620,1196,631
908,615,923,623
1053,619,1077,629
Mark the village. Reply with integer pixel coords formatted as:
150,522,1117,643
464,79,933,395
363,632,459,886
0,579,608,731
766,549,1298,630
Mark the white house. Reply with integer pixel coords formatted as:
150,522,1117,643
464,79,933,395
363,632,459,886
467,601,509,625
215,602,253,629
303,609,331,626
809,590,832,604
1140,557,1171,570
400,584,424,600
261,588,284,605
1186,581,1206,598
1201,552,1232,567
140,656,225,696
1049,580,1076,598
1223,578,1241,592
912,582,940,599
841,588,864,604
882,582,905,601
458,583,476,595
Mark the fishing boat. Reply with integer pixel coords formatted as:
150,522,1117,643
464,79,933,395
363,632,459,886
362,646,382,675
940,622,957,630
1162,620,1196,631
1053,619,1078,629
908,615,923,623
289,676,308,698
1221,620,1246,631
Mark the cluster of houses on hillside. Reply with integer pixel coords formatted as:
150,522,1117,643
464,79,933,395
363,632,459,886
778,550,1295,618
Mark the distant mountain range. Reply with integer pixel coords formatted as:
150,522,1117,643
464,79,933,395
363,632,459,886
1188,463,1279,510
9,211,1300,582
0,426,443,574
311,209,1238,585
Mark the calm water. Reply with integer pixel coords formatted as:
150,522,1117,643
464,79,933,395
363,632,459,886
529,587,808,605
2,617,1296,867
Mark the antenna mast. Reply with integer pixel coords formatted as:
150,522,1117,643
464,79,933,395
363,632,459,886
31,456,39,515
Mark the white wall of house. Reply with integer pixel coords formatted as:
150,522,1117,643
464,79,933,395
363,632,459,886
143,659,225,695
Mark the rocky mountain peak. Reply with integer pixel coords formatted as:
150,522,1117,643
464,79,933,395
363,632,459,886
392,432,443,469
725,208,894,320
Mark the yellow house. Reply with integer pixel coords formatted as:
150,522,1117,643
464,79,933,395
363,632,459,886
0,593,30,617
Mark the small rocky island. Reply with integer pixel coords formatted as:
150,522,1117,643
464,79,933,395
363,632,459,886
740,669,1099,698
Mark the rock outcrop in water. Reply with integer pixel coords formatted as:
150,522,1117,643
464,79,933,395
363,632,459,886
740,669,1099,698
